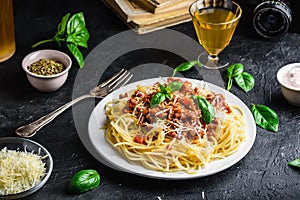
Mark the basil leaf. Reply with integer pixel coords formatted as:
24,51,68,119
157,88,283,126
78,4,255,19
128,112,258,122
68,169,100,194
54,13,70,40
225,63,244,91
251,104,279,132
150,82,182,107
224,63,255,92
234,72,255,92
172,61,202,76
227,63,244,78
67,30,89,48
67,12,86,36
165,93,172,100
67,43,84,68
166,81,183,92
66,12,90,48
159,84,168,94
150,92,166,108
226,78,233,91
31,12,90,68
196,96,215,124
288,158,300,168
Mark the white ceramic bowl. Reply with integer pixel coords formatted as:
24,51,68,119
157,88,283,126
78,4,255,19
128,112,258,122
0,137,53,199
277,63,300,106
22,49,72,92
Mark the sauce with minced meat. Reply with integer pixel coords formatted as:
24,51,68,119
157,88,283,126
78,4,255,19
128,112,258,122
121,78,231,144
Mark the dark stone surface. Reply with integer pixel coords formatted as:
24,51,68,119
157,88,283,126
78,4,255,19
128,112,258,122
0,0,300,199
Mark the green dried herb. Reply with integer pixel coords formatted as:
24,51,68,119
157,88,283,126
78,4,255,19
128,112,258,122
27,58,65,76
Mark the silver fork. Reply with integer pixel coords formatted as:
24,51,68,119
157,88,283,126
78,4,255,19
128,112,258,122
15,69,132,138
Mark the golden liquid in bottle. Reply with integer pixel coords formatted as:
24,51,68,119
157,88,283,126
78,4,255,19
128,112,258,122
192,8,239,57
0,0,16,62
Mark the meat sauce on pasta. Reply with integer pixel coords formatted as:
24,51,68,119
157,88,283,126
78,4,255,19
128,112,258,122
122,78,231,144
104,78,245,173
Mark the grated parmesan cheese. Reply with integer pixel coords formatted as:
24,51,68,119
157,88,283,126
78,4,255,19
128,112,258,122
0,147,46,195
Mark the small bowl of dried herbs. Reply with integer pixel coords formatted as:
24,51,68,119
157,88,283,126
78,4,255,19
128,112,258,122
22,49,72,92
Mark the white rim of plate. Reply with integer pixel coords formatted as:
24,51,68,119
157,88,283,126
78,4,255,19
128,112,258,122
87,77,256,180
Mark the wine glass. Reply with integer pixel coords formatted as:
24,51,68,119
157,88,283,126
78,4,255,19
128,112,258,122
189,0,242,69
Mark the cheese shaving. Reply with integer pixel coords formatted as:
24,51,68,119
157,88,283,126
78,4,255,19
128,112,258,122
0,147,46,195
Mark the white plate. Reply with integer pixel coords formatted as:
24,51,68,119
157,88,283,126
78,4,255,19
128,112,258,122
88,77,256,180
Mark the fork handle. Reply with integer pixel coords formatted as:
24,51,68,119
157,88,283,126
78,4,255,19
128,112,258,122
15,94,92,137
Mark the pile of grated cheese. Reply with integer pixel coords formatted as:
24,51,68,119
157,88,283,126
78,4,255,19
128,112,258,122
0,147,47,195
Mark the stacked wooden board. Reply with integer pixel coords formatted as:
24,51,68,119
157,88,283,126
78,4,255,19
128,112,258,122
103,0,194,34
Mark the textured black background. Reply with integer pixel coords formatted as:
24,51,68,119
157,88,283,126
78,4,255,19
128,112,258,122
0,0,300,199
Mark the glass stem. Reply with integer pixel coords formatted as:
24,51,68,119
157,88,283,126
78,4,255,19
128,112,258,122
208,55,219,61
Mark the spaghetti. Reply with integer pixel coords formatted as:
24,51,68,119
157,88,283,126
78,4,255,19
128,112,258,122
104,78,245,173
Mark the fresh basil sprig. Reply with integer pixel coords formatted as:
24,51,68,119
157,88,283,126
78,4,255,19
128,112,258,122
288,158,300,168
172,61,202,76
150,82,183,108
195,96,215,124
32,12,90,68
224,63,243,90
150,91,166,108
251,104,279,132
224,63,254,92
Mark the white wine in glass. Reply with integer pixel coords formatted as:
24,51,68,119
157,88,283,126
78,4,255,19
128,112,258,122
189,0,242,69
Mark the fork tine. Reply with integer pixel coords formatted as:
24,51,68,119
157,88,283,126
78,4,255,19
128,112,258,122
98,69,126,88
107,71,132,93
106,69,129,89
90,69,127,94
92,71,132,97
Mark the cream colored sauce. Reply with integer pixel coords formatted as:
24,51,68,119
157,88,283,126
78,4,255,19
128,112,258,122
283,68,300,89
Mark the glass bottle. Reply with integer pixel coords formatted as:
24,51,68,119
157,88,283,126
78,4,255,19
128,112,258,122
0,0,15,62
